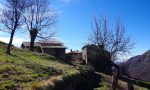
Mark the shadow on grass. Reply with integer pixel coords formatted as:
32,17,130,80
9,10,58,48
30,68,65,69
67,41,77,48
92,72,103,89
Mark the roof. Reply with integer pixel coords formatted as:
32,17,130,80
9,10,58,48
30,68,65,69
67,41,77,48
22,42,40,47
41,46,67,49
66,51,82,54
21,40,67,49
82,44,98,49
39,40,63,44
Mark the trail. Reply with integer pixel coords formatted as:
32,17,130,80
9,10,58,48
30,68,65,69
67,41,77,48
92,72,148,90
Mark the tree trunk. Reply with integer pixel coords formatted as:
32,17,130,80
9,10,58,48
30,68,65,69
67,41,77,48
111,75,118,90
29,28,38,51
111,64,120,90
127,81,134,90
6,30,15,54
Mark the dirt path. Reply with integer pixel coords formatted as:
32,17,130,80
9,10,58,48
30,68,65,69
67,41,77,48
93,72,127,90
93,72,148,90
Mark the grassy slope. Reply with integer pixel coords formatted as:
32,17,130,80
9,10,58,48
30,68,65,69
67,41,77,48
0,41,83,90
94,72,149,90
0,41,149,90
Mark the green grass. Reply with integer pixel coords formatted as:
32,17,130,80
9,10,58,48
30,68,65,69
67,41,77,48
0,41,149,90
94,72,149,90
0,41,85,90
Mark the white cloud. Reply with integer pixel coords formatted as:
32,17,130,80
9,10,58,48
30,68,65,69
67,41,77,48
0,37,25,47
0,31,29,47
0,32,6,35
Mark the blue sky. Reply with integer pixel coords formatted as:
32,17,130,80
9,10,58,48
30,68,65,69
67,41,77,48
0,0,150,59
52,0,150,55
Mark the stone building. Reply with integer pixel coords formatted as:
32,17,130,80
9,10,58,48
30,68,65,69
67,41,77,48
21,40,67,59
66,49,82,61
82,44,99,64
82,44,111,73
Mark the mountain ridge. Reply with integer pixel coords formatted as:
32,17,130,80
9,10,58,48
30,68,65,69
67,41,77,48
121,50,150,82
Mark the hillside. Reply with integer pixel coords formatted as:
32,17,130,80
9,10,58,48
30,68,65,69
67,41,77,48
0,41,149,90
0,41,92,90
121,50,150,82
94,72,148,90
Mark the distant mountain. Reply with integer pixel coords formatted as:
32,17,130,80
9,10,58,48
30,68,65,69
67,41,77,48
121,50,150,82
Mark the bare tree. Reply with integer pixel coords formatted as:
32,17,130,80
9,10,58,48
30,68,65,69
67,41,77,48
89,16,134,61
24,0,57,51
0,0,26,54
89,16,134,90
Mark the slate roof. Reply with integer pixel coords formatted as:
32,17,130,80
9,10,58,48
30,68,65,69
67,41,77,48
66,51,82,54
39,40,63,44
22,42,41,47
41,46,67,49
82,44,98,49
22,40,67,49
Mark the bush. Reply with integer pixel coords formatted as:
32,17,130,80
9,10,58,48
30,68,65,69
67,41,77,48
89,50,112,74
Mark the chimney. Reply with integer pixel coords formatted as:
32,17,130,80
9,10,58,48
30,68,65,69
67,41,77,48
70,49,72,52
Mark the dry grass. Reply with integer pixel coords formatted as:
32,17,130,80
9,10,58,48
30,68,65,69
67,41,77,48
30,76,62,90
0,41,83,89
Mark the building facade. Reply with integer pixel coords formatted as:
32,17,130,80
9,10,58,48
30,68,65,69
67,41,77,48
21,40,67,59
66,49,82,61
82,44,112,73
82,44,99,64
